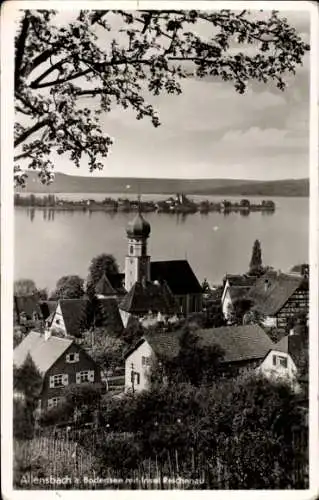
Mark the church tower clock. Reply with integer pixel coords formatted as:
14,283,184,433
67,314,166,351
124,201,151,292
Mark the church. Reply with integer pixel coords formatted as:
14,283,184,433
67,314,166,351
119,204,203,327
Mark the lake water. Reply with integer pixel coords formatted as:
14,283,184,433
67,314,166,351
14,196,309,293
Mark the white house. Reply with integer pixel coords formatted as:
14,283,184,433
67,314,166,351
221,275,256,321
124,333,180,393
258,333,302,389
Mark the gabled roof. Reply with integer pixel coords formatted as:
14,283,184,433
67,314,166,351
224,275,257,287
14,294,42,319
94,297,124,333
14,330,73,374
119,280,178,315
59,299,90,336
246,271,304,316
125,324,273,364
144,333,180,359
151,260,202,295
228,286,252,303
196,325,274,363
95,273,116,296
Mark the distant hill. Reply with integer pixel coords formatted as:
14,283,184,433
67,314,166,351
16,171,309,197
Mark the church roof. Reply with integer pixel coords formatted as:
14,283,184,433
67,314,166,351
151,260,202,295
126,212,151,239
119,280,178,315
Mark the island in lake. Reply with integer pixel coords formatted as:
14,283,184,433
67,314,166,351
14,193,276,214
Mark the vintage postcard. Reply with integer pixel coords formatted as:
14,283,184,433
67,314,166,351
1,0,318,498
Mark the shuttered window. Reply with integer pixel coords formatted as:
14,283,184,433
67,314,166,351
49,374,68,388
76,370,95,384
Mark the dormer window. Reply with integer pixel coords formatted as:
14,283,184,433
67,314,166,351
66,353,79,363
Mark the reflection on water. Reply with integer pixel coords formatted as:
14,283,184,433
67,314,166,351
15,197,309,292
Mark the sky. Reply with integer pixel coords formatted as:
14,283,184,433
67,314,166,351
18,8,311,180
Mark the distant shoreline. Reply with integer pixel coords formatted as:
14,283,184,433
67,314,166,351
14,194,277,215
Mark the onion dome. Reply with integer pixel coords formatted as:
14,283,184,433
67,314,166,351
126,212,151,239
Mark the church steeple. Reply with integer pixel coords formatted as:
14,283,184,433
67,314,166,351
124,197,151,292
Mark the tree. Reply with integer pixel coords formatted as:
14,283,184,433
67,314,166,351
82,328,126,371
13,353,43,438
163,326,225,387
50,274,85,299
228,297,253,325
14,279,38,296
14,9,309,185
87,253,119,296
249,239,263,276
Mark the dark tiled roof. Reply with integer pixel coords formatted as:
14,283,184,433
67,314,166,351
144,332,181,359
246,271,304,316
196,325,273,363
58,298,123,336
95,273,116,296
224,275,257,287
14,294,42,319
14,330,73,374
228,286,252,302
151,260,202,295
59,299,90,336
125,324,273,364
119,280,178,315
94,298,123,333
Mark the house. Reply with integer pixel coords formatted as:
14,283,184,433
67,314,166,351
245,271,309,333
150,260,203,315
49,297,123,337
119,279,179,328
258,336,298,382
13,330,102,411
124,324,297,393
221,274,257,321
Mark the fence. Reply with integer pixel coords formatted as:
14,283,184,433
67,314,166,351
13,428,308,490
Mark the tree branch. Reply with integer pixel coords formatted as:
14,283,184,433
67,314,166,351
15,12,30,90
14,119,50,148
30,57,71,87
29,68,92,89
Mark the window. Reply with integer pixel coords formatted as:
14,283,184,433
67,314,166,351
129,245,134,255
142,356,151,367
66,353,79,363
278,356,288,368
76,370,95,384
272,355,288,368
49,374,68,388
55,319,60,325
48,397,61,409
